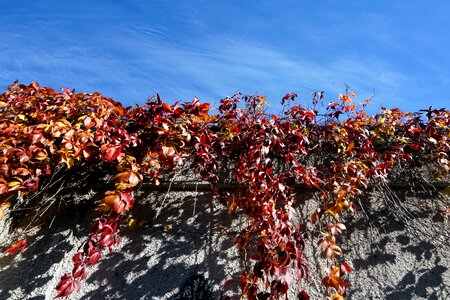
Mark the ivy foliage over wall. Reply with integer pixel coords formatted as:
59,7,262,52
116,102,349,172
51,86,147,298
0,82,449,299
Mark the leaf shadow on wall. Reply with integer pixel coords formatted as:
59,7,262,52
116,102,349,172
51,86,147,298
79,191,243,300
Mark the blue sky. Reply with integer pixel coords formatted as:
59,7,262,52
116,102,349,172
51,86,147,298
1,1,449,114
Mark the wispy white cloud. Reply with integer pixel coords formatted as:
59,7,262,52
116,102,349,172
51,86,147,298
110,24,410,107
0,23,413,113
0,1,445,114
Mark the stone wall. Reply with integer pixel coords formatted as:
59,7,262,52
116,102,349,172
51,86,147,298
0,186,449,299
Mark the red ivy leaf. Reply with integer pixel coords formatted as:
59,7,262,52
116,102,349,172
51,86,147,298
340,262,352,274
72,265,88,280
298,290,310,300
100,144,124,162
5,237,27,255
88,249,101,265
56,276,81,298
220,278,234,300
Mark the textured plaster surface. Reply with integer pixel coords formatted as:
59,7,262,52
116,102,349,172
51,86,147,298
0,188,449,299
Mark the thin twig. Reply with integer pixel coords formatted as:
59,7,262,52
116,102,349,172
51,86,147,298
24,180,65,232
49,215,56,229
357,199,380,239
155,171,178,219
192,181,199,217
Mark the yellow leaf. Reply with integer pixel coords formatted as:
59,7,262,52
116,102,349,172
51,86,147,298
126,218,136,227
115,182,135,190
357,161,368,169
329,294,344,300
98,203,110,213
7,181,20,191
326,207,339,218
61,155,75,169
399,137,410,143
0,101,7,108
35,151,48,161
164,224,173,232
443,186,450,197
7,181,21,187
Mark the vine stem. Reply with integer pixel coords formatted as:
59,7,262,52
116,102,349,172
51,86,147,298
155,170,178,219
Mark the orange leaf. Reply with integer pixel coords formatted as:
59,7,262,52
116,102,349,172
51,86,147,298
0,183,9,194
101,144,124,162
128,171,140,185
82,149,92,159
336,191,346,202
198,103,210,115
162,146,175,157
345,141,355,153
84,116,95,129
162,102,173,112
104,194,120,207
13,167,31,176
112,171,128,183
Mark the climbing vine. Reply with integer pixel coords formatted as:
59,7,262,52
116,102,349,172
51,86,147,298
0,82,449,299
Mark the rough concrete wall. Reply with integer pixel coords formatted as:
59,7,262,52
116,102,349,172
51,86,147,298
0,188,449,299
299,191,450,299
